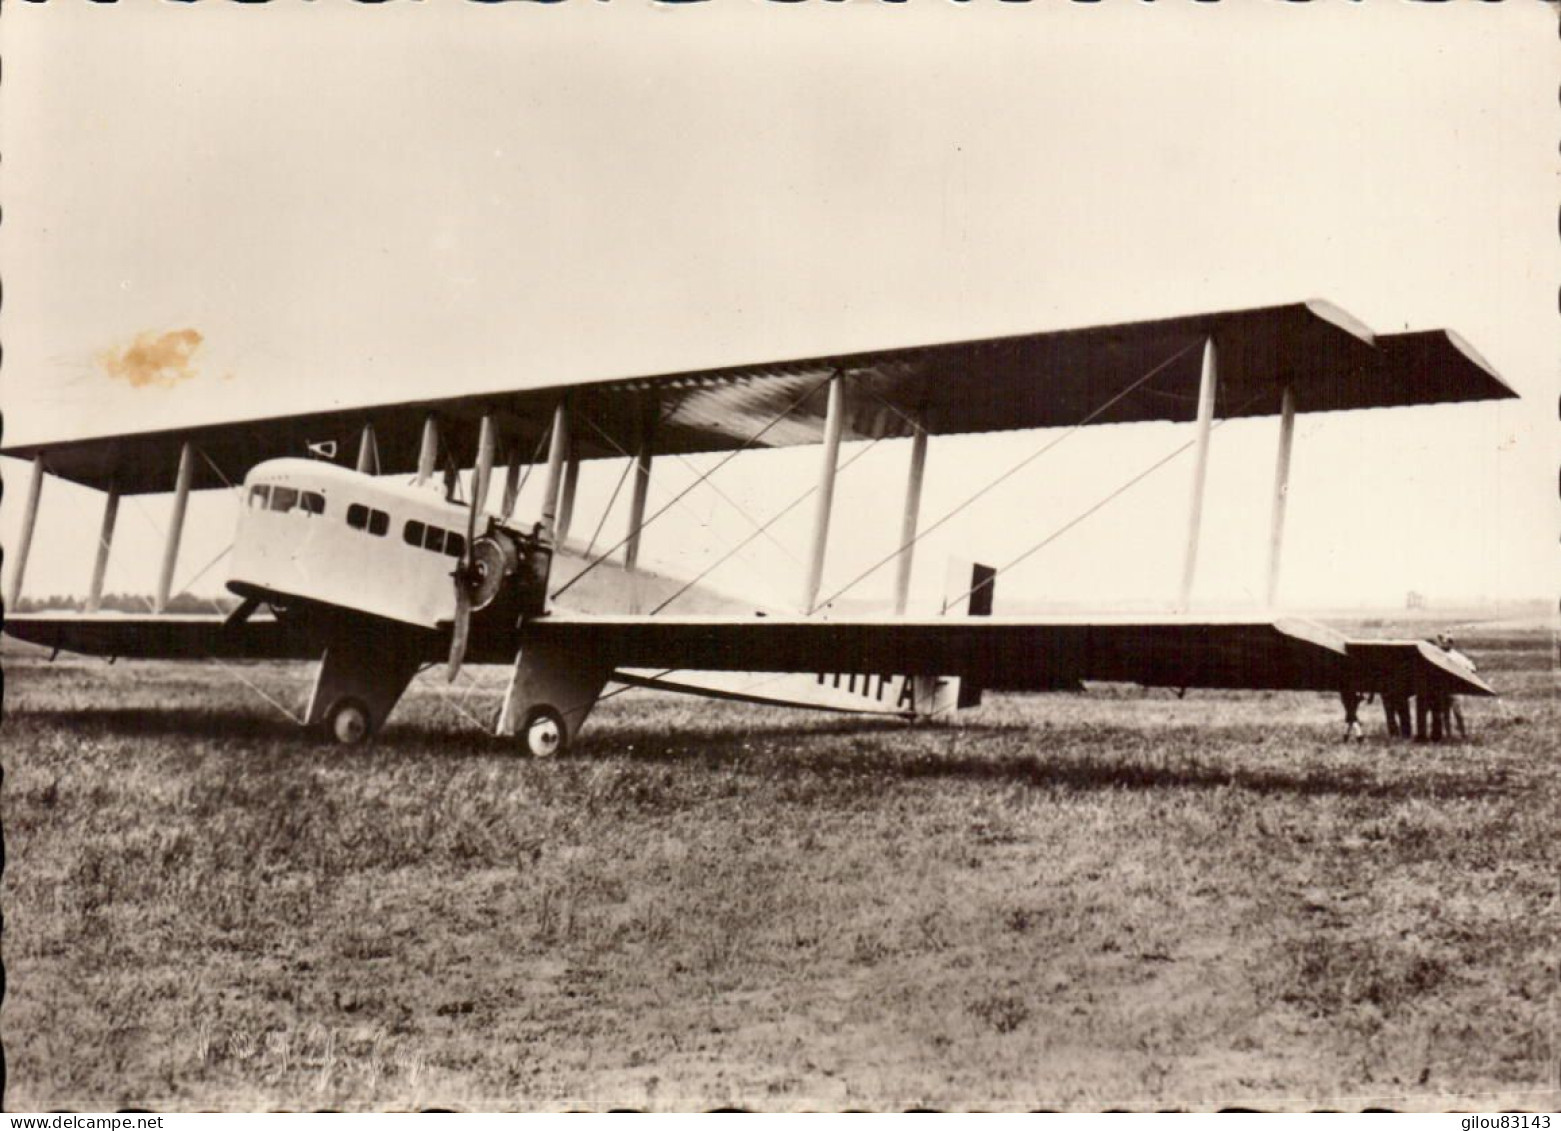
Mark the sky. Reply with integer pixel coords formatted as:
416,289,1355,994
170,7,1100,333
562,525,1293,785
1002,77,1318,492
1,1,1554,615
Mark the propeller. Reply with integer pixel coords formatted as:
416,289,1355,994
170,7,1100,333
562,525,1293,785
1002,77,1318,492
448,568,474,681
448,418,497,681
448,533,519,680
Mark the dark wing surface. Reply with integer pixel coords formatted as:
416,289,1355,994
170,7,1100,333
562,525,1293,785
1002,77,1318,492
2,300,1516,494
5,611,1492,698
3,612,331,661
1345,639,1495,697
512,613,1495,698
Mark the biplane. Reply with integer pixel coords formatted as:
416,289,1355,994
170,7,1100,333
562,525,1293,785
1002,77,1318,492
2,300,1510,755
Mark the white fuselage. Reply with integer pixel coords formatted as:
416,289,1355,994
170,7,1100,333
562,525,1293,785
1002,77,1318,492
226,459,936,717
228,458,763,629
231,459,475,627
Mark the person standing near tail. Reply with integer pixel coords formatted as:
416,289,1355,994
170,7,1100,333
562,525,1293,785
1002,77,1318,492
1381,687,1412,739
1437,632,1474,739
1339,689,1367,742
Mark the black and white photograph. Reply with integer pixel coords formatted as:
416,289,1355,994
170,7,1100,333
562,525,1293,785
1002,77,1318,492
1,0,1554,1113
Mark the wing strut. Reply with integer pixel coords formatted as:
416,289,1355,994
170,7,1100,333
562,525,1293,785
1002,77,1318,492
550,369,836,602
814,339,1201,614
415,415,439,484
1265,385,1297,608
356,424,380,476
500,439,523,520
624,398,656,572
1177,336,1218,611
473,415,497,513
155,442,196,613
87,479,121,613
539,400,570,551
7,454,46,610
556,452,580,546
893,422,928,615
802,372,846,614
648,435,883,616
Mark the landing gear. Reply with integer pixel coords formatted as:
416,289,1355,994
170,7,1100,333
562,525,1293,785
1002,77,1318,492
304,633,422,745
521,706,567,758
495,640,609,755
325,697,372,746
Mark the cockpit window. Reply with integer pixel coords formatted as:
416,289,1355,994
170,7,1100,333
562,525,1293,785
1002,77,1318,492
300,491,325,516
347,503,389,535
404,519,463,556
270,486,299,513
248,484,271,510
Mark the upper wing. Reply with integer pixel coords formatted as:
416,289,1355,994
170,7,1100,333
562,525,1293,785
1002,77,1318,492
5,610,1494,699
2,301,1514,494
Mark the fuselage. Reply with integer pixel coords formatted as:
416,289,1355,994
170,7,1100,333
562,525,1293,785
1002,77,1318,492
229,458,760,629
232,460,476,628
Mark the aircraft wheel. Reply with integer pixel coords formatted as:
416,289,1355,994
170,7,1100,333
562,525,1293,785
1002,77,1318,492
521,706,567,758
325,697,373,746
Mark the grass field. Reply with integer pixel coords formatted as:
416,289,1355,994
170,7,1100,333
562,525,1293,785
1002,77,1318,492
2,621,1556,1111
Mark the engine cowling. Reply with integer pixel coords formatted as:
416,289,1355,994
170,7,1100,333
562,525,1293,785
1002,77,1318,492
465,533,519,612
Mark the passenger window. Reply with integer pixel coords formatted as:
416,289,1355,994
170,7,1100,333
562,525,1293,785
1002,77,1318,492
445,533,465,559
347,503,369,530
300,491,326,516
248,485,270,510
368,509,389,537
270,487,299,513
423,526,446,554
404,520,425,547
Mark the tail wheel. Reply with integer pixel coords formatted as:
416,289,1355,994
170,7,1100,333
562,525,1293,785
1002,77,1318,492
522,706,567,758
325,697,373,746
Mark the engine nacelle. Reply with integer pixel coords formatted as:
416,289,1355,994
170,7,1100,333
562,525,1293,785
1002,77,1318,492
466,533,519,611
482,523,551,621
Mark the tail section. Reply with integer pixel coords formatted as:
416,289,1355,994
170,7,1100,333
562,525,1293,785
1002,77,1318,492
905,559,996,717
951,561,995,710
614,667,914,716
616,561,997,721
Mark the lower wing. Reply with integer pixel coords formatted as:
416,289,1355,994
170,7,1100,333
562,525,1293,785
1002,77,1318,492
4,611,1493,698
522,612,1493,697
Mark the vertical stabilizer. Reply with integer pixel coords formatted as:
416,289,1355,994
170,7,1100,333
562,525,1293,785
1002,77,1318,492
918,559,996,715
957,561,996,709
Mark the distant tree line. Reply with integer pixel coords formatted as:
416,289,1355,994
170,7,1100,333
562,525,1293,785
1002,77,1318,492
9,593,240,614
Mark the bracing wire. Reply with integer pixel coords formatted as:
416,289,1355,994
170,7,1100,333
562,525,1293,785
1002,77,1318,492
424,666,500,735
650,435,884,615
128,493,167,542
197,446,245,497
671,452,803,568
507,426,555,515
632,350,1199,693
812,339,1201,612
551,370,837,600
571,341,1203,703
108,447,303,727
582,456,635,561
87,346,1209,730
110,570,306,727
173,544,234,600
939,394,1260,615
570,412,801,607
205,658,308,726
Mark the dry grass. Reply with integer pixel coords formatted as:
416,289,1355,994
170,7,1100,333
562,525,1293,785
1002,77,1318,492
2,623,1556,1110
